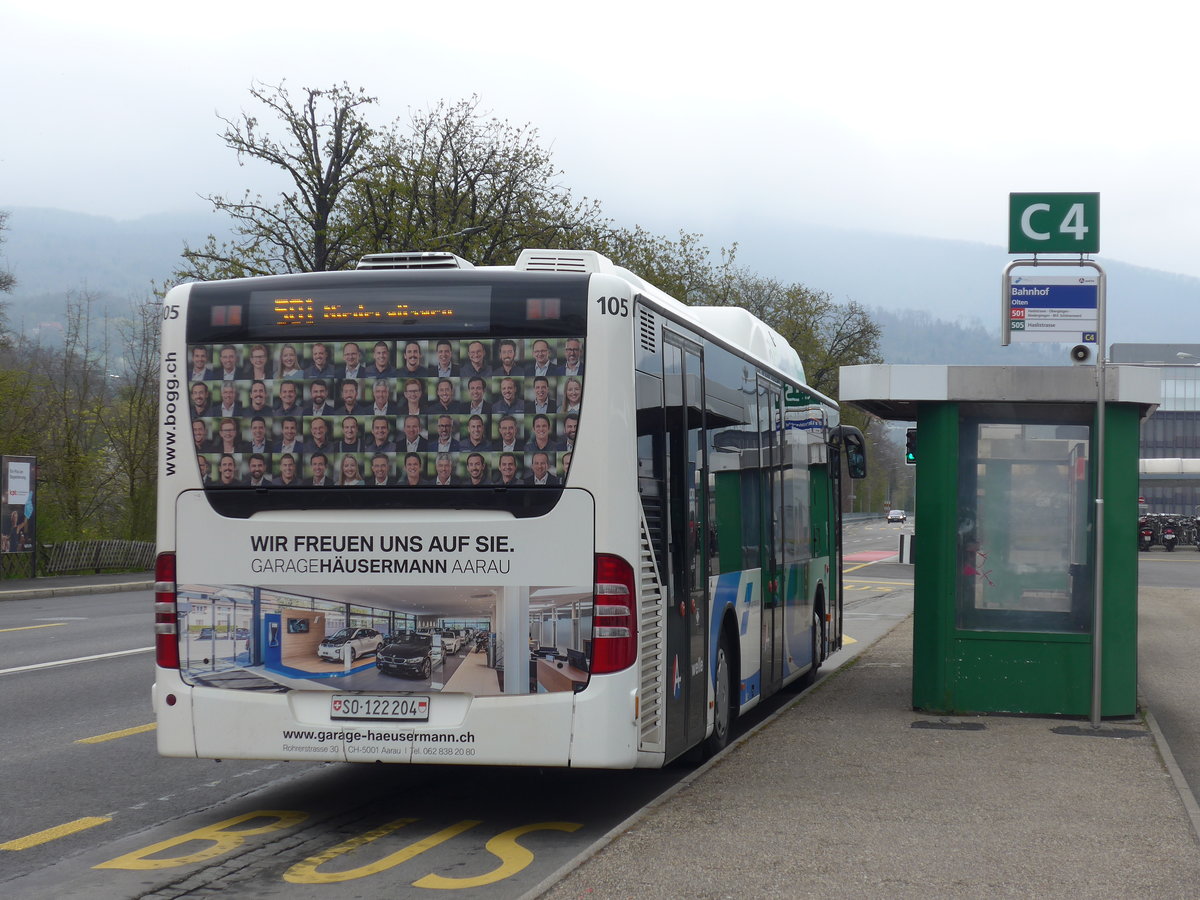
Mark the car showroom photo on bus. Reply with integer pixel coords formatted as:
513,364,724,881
154,247,866,768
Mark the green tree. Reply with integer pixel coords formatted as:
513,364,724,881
577,226,736,304
710,268,881,399
356,96,607,264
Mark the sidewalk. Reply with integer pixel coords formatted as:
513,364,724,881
539,617,1200,899
0,572,153,601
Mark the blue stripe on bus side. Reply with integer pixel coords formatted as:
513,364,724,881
709,570,762,706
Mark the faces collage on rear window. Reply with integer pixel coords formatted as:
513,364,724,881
187,337,583,488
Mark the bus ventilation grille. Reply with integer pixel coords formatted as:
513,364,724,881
514,250,603,273
356,252,474,270
637,512,665,753
637,304,657,354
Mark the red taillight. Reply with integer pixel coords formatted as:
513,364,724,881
591,553,637,674
155,552,180,669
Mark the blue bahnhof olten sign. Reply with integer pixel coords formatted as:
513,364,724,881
1005,276,1099,344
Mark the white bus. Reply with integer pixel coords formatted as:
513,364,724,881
154,248,866,768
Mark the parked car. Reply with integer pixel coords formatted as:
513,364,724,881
414,630,444,664
887,509,907,523
376,632,434,679
439,629,462,655
317,627,384,662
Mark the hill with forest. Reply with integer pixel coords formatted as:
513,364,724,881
2,206,1192,358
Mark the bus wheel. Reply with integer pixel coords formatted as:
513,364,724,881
704,632,735,757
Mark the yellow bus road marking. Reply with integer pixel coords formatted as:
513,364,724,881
77,723,157,744
843,561,895,574
1,817,112,850
842,635,858,645
845,579,915,586
96,811,308,870
0,623,66,633
97,811,581,886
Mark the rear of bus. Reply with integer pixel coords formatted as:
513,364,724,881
153,257,643,767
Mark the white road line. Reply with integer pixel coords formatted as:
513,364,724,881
0,647,154,676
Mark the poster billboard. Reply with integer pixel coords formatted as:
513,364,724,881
2,456,36,555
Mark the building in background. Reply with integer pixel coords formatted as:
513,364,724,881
1111,343,1200,514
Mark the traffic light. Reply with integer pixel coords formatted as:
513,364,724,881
905,428,917,465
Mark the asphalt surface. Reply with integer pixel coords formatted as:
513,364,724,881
6,572,1200,898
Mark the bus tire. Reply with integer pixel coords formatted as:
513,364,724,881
703,631,736,758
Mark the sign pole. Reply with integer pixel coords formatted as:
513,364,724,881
1001,257,1107,726
1092,271,1107,728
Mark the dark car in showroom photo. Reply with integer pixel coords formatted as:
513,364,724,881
376,632,434,679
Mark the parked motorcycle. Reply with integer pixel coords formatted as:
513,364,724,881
1161,518,1178,552
1138,522,1156,552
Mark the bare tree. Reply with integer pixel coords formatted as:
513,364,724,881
178,81,382,280
0,210,14,294
0,210,15,345
100,299,161,539
32,292,119,539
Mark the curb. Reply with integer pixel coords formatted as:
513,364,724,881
1144,705,1200,848
0,581,153,602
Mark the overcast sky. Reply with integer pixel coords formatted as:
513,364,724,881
5,0,1200,278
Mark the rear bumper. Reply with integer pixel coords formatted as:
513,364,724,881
154,664,640,768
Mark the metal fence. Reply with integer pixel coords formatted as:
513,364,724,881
41,540,156,574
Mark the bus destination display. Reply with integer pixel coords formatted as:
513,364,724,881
248,287,492,332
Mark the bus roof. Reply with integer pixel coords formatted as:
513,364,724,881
353,247,831,405
512,249,830,405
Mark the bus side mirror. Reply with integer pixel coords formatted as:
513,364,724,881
837,426,867,479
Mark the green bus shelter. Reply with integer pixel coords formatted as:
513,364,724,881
841,365,1159,717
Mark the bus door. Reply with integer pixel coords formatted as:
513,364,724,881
759,379,785,698
662,335,709,756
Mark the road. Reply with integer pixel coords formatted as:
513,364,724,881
15,520,1199,897
0,524,912,898
0,592,325,880
0,564,907,898
4,525,1190,897
1136,548,1200,803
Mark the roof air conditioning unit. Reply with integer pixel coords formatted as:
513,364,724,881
356,252,474,270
